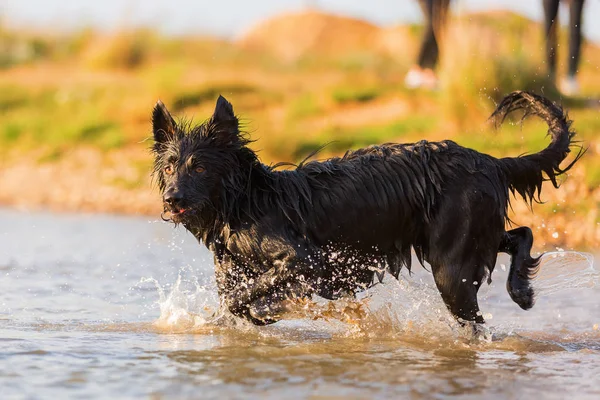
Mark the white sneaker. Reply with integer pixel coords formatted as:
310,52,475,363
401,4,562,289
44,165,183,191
404,67,438,90
559,76,580,96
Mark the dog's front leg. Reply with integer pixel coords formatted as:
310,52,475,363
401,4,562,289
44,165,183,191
245,280,310,325
226,254,312,323
226,263,292,316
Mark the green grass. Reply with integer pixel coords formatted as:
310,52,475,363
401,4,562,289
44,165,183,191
287,93,322,119
454,120,550,155
0,84,126,155
171,83,258,112
293,116,437,159
107,158,153,189
331,85,381,104
1,122,24,142
82,29,156,70
437,15,559,128
585,161,600,188
36,148,65,163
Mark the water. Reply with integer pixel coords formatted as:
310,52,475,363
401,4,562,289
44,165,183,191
1,208,599,399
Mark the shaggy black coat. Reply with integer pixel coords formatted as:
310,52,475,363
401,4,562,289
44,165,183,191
151,91,582,327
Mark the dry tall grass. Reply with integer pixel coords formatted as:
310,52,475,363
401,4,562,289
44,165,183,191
438,13,557,128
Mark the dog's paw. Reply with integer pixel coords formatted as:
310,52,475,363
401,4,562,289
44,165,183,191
247,298,288,326
470,323,493,344
509,285,536,310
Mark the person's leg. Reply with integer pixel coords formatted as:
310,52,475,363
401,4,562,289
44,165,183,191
417,0,450,70
406,0,450,89
559,0,586,95
543,0,560,81
568,0,585,78
417,0,437,70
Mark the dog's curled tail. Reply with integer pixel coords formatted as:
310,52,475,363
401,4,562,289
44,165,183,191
491,91,584,205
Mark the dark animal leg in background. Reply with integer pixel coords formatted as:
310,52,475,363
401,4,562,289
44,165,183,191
499,227,541,310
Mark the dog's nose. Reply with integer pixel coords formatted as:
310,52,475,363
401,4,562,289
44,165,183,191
163,189,183,206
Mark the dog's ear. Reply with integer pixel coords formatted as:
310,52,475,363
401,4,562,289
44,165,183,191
152,100,176,144
210,95,240,146
213,95,236,122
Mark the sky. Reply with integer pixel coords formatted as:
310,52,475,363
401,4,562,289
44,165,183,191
2,0,599,43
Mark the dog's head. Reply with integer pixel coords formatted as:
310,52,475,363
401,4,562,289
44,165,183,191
152,96,253,224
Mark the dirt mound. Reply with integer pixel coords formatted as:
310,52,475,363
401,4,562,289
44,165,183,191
237,10,414,62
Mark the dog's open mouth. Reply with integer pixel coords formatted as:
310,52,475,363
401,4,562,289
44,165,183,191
162,207,189,222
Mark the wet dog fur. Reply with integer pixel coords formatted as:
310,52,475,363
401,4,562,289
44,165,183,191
151,91,582,329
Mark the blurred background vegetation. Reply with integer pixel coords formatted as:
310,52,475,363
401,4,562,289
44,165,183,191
0,9,599,248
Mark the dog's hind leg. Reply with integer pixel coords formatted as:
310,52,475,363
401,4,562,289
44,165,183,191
499,227,541,310
426,185,503,334
430,260,494,342
430,261,486,325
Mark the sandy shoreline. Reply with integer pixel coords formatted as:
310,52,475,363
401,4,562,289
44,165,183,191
0,147,160,217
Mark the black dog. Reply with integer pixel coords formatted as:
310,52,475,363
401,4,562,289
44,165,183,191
151,91,582,330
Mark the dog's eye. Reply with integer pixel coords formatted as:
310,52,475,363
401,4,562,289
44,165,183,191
164,165,174,175
195,167,205,174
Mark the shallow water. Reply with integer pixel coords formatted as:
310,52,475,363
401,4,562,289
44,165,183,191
1,208,599,399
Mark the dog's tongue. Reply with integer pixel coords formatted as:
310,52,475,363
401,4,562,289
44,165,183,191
179,208,186,213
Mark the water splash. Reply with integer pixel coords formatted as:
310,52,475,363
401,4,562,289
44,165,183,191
261,274,468,343
139,265,469,341
532,251,598,296
140,270,220,332
139,251,597,344
351,275,460,339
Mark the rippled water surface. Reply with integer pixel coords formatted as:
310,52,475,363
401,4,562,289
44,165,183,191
1,208,599,399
